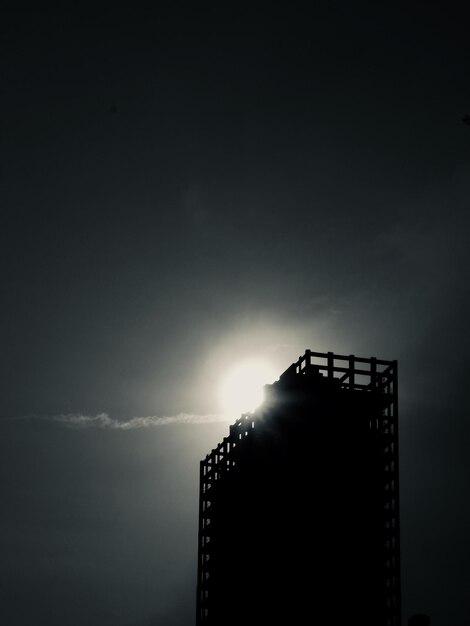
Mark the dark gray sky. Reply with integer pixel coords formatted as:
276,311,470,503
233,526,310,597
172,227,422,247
1,3,469,624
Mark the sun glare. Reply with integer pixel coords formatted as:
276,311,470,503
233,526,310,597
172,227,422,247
218,358,277,418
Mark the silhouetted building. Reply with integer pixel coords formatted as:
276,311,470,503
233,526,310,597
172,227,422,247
196,350,401,626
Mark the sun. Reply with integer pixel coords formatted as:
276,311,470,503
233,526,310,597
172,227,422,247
218,357,277,418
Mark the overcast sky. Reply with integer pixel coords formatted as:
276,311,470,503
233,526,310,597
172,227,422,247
1,3,469,625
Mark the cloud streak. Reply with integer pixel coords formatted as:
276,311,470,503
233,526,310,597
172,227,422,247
14,412,228,429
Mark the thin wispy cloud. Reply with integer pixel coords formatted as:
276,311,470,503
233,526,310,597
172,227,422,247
11,412,228,429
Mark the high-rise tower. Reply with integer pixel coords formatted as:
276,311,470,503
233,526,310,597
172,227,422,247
196,350,400,625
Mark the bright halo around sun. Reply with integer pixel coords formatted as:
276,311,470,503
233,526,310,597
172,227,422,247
218,358,277,418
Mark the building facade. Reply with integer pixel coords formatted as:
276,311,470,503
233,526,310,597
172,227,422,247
196,350,401,625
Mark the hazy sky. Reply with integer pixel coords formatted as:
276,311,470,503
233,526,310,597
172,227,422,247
1,4,469,625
